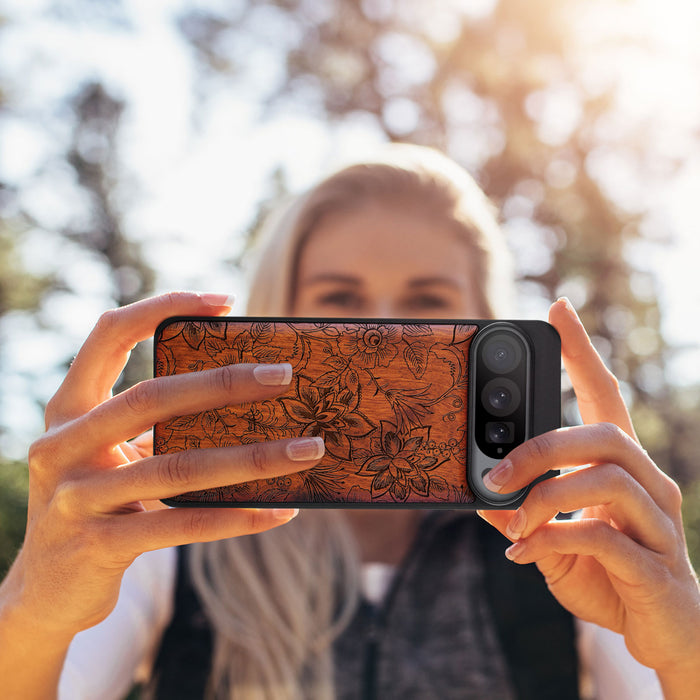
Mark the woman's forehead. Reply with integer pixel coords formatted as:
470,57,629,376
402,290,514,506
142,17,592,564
298,203,472,276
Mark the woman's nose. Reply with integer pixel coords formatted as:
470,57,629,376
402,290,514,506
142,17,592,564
365,300,400,318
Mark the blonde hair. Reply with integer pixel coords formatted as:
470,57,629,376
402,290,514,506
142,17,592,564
188,144,514,699
188,512,359,700
246,143,514,318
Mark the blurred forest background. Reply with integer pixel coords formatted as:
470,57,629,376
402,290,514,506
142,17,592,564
1,0,700,574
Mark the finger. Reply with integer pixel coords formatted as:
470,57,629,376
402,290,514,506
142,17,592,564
548,298,636,439
110,506,301,558
86,437,325,508
476,509,516,539
503,517,662,588
503,464,676,554
47,292,235,424
64,362,294,457
128,430,153,459
483,423,681,515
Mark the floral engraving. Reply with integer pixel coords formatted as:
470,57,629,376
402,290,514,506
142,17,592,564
354,422,450,502
154,319,477,504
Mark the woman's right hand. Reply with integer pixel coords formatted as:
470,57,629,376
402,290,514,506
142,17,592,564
1,292,324,642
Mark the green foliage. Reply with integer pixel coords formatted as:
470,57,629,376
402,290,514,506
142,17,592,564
0,460,28,577
0,221,53,316
682,478,700,572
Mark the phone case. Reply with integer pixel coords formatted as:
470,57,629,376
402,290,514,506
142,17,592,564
153,317,560,508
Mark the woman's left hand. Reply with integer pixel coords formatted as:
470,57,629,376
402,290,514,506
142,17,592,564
478,298,700,696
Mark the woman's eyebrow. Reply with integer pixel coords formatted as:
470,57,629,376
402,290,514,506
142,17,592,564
407,277,462,289
301,273,362,286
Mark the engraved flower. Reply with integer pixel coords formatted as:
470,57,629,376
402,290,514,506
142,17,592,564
280,376,375,460
337,323,402,368
206,322,283,366
355,421,449,502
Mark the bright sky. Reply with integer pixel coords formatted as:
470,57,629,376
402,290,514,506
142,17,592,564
1,0,699,456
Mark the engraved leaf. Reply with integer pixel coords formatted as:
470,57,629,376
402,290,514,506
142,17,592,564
430,345,460,381
417,456,439,470
183,323,205,350
351,447,373,463
403,341,428,378
311,371,340,389
204,336,232,357
158,323,185,343
323,355,347,371
382,429,402,456
345,368,360,394
347,485,372,502
323,430,352,461
168,415,200,430
410,470,430,496
203,321,228,339
185,436,201,449
280,398,315,423
390,479,409,502
364,456,392,472
371,469,394,497
251,322,275,343
155,344,176,376
252,345,283,362
343,411,375,438
301,464,345,502
453,324,477,344
429,476,450,500
403,324,432,337
402,435,424,452
201,410,220,439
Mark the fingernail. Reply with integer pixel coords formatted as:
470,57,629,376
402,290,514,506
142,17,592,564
286,437,325,461
483,460,512,493
254,363,293,386
199,293,236,309
273,508,299,521
506,509,527,540
505,541,527,561
557,296,578,319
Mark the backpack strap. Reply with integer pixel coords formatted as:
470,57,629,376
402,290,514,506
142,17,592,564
146,546,212,699
477,515,580,700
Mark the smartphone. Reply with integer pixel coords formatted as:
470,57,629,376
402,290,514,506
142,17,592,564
153,317,560,509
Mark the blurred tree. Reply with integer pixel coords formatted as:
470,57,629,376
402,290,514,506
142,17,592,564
61,80,156,391
0,24,155,569
176,0,700,494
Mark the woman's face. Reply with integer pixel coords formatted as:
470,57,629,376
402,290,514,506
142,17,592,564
293,202,485,319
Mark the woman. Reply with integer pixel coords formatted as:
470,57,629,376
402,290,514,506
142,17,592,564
0,145,697,699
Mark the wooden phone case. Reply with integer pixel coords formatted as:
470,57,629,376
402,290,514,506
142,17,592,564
153,317,559,508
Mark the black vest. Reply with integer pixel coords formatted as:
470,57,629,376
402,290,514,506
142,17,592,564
148,514,579,699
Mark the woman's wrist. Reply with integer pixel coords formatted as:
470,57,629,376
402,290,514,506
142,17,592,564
0,555,75,698
655,644,700,700
1,550,76,646
657,666,700,700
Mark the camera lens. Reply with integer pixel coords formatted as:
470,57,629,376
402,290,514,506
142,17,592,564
482,334,522,374
486,421,514,444
489,387,510,411
481,378,521,417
